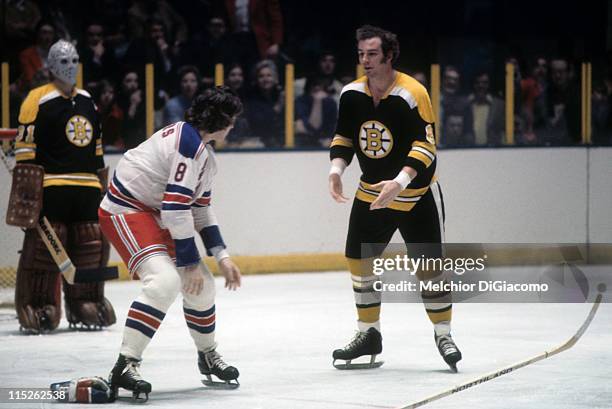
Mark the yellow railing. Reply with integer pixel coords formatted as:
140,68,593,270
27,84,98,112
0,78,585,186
0,61,598,148
505,62,515,145
214,63,224,87
581,62,592,144
1,63,10,152
284,64,295,148
430,64,441,143
145,64,154,138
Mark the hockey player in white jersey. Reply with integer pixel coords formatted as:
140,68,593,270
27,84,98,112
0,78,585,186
98,87,243,401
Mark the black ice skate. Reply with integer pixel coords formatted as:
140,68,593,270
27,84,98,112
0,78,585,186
332,327,384,370
198,349,240,389
435,333,462,373
109,354,151,402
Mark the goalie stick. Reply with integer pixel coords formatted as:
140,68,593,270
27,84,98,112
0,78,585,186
1,140,117,284
397,293,603,409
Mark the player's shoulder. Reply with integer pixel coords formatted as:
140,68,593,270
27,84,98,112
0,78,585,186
19,83,58,123
389,72,430,109
176,121,206,160
340,76,368,98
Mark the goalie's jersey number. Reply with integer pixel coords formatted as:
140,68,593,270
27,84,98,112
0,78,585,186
359,120,393,159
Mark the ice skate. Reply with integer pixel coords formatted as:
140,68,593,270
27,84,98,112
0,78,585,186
435,333,462,373
108,354,151,402
333,327,384,370
198,349,240,389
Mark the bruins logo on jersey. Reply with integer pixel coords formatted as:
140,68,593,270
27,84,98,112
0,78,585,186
359,120,393,158
65,115,93,147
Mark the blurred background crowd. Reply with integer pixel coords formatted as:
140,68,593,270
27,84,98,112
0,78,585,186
2,0,611,149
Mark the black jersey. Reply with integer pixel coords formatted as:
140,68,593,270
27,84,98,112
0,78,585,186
330,72,437,212
15,83,104,189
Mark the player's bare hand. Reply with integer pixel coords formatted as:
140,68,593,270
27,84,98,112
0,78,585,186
183,263,205,295
219,258,241,290
369,180,402,210
329,173,349,203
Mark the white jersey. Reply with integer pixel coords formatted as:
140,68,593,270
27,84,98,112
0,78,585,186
100,121,226,267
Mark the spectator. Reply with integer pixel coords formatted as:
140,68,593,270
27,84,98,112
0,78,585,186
440,65,473,145
105,22,130,61
520,56,548,143
78,21,118,89
124,18,176,98
18,20,56,92
222,0,284,70
592,77,612,146
541,58,581,145
38,0,81,42
443,113,466,146
295,77,337,147
295,51,343,104
127,0,187,45
467,72,504,145
224,64,252,147
179,17,232,88
245,60,284,147
93,79,124,149
225,64,247,98
1,0,41,60
116,70,146,149
163,66,200,125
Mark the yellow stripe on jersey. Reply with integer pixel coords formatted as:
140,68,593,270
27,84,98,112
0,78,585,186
330,134,353,148
43,173,102,189
355,180,433,212
408,149,434,168
359,180,430,198
14,142,36,162
412,140,436,155
18,84,57,124
95,138,103,156
394,73,435,123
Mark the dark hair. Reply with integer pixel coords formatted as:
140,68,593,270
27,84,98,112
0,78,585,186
185,86,243,133
35,19,56,34
304,76,328,94
177,65,201,83
355,25,400,65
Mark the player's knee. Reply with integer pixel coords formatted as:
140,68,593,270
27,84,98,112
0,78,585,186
138,257,181,307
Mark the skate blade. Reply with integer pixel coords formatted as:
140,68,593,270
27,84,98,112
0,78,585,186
113,386,149,403
333,358,384,370
201,378,240,389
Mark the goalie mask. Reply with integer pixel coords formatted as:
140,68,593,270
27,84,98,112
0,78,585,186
48,40,79,85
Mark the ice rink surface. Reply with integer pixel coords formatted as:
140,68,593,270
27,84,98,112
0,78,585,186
0,271,610,409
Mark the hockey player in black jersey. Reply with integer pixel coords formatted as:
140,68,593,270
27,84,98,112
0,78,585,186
329,25,461,372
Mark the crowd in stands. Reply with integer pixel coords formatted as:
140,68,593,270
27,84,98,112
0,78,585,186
2,0,611,149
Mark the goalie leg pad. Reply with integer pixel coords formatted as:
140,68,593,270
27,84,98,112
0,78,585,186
15,223,67,333
6,163,44,228
63,222,116,328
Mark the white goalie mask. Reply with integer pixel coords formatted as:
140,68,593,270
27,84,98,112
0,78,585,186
48,40,79,85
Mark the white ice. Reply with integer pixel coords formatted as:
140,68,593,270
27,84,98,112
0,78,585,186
0,272,611,409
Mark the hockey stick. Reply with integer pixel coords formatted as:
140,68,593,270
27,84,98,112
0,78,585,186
397,293,603,409
1,145,117,284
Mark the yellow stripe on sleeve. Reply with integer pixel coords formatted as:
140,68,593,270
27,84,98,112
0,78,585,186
408,150,433,167
331,134,353,148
